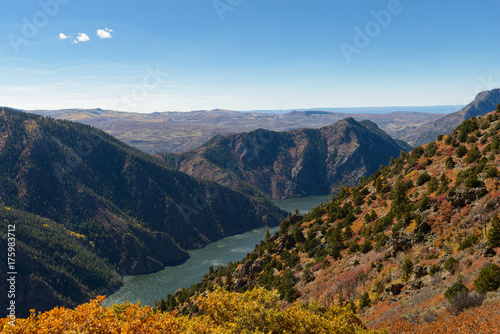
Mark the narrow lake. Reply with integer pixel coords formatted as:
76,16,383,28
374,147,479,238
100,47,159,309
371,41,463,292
104,194,332,307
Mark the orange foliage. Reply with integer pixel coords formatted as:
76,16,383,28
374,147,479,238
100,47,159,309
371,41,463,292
0,289,386,334
384,302,500,334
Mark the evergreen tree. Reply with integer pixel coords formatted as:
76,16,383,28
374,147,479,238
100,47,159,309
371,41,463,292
302,267,314,283
402,256,414,281
487,216,500,248
474,264,500,293
358,292,371,309
278,269,297,302
264,228,271,242
225,268,233,290
444,278,468,302
445,157,455,169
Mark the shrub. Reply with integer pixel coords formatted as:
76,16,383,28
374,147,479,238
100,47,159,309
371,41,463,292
444,257,458,273
458,132,468,143
302,267,314,283
374,234,389,249
458,235,479,251
444,280,468,303
424,142,437,157
465,175,481,188
448,291,485,315
348,242,360,254
466,135,478,144
474,264,500,294
456,145,468,157
416,172,432,186
427,177,438,194
484,166,500,178
429,264,440,276
359,292,371,309
360,240,372,254
487,216,500,248
417,196,431,211
445,157,455,169
466,146,482,163
437,134,444,141
402,256,414,281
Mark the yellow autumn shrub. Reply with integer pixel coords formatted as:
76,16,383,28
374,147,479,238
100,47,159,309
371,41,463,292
0,288,386,334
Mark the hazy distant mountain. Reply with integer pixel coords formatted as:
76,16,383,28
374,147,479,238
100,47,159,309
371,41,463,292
28,108,446,154
160,118,410,199
399,89,500,146
0,107,285,316
246,105,462,114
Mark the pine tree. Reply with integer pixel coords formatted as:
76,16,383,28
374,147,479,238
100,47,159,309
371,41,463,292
359,292,371,309
487,216,500,248
225,268,233,290
264,228,271,242
402,256,414,281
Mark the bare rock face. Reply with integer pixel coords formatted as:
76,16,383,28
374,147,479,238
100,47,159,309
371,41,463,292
161,118,410,199
476,241,496,257
386,283,406,295
447,188,485,207
412,266,428,280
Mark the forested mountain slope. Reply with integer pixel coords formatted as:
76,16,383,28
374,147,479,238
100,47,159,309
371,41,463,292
0,107,285,316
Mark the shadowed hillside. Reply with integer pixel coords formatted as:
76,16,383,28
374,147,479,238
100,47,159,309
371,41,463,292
0,107,285,317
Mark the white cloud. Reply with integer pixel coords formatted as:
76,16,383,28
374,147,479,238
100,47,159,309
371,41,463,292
75,33,90,43
59,33,68,40
97,28,113,39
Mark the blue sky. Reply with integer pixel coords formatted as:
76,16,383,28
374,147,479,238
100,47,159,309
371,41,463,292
1,0,499,112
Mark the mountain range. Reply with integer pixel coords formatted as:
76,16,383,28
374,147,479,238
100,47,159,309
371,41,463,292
29,108,444,154
160,118,411,199
27,90,500,155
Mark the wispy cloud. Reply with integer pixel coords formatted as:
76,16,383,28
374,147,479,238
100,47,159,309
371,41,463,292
59,33,68,40
97,28,113,39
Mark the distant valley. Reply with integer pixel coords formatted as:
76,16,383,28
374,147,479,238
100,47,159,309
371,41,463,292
29,108,448,154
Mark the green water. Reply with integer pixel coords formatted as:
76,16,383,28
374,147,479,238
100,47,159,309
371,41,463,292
104,194,330,307
273,193,333,215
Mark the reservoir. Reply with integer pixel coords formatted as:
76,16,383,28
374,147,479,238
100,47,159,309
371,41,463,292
104,194,332,307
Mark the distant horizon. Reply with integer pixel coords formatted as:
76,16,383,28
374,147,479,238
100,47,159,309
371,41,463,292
9,103,466,115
